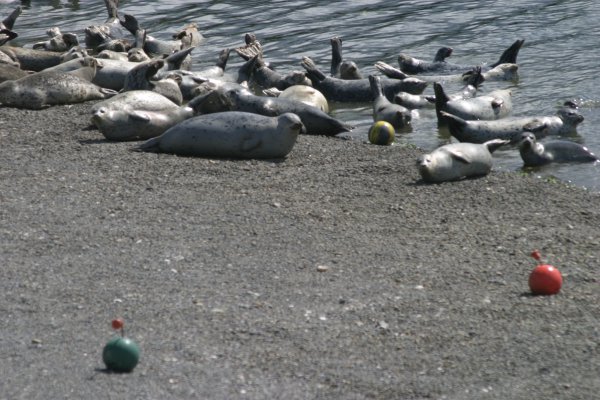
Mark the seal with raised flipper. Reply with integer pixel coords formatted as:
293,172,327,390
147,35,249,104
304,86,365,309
84,0,128,50
399,39,524,74
0,65,116,109
33,27,79,52
375,60,518,83
134,111,303,159
330,36,362,80
192,86,353,136
518,132,598,167
301,56,427,103
369,75,411,129
263,85,329,113
441,106,585,144
434,82,512,123
417,139,509,183
122,59,183,105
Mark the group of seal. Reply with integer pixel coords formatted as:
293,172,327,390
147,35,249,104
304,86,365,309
1,3,596,174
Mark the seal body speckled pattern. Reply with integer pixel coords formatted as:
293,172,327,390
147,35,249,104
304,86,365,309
275,85,329,113
518,132,598,167
443,107,585,144
417,139,508,183
135,111,303,159
435,82,512,123
0,69,115,109
91,90,179,114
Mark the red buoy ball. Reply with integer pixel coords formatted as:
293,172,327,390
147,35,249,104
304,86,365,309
529,264,562,295
368,121,395,145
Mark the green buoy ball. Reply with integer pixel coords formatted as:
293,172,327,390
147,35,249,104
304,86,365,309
368,121,395,145
103,336,140,373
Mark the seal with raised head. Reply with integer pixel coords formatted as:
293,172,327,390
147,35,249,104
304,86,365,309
0,65,116,109
417,139,509,183
442,106,585,144
330,36,362,80
33,27,79,52
399,39,524,74
375,60,518,83
434,82,512,123
240,54,310,90
85,0,128,50
301,56,427,103
192,86,353,136
134,111,303,159
263,85,329,113
518,132,598,167
122,59,183,105
369,75,411,129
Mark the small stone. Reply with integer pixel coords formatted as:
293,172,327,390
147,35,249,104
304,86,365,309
316,265,329,272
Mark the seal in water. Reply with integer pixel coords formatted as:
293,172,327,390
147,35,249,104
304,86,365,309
263,85,329,113
441,106,585,144
301,56,427,103
85,0,128,50
33,27,79,52
122,59,183,105
398,39,524,74
518,132,598,167
134,111,303,159
417,139,509,183
434,82,512,123
0,65,116,109
239,54,310,90
369,75,411,129
192,86,353,136
330,36,362,80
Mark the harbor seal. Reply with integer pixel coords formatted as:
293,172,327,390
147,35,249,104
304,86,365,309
417,139,509,183
518,132,598,167
442,106,585,144
398,39,524,74
434,82,512,123
122,59,183,105
33,27,79,52
240,54,310,90
330,36,362,80
0,66,116,109
192,86,353,136
134,111,303,159
369,75,411,129
90,90,179,114
301,56,427,102
375,60,517,83
0,28,18,46
84,0,128,50
263,85,329,113
0,46,87,72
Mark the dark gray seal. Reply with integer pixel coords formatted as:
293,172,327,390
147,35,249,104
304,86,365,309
192,86,353,136
442,106,585,144
375,60,518,83
239,55,310,91
0,66,116,109
369,75,411,129
434,82,512,123
518,132,598,167
417,139,509,183
135,112,303,159
1,5,21,31
399,39,524,74
330,36,362,80
301,56,427,103
0,46,87,72
84,0,128,50
122,59,183,105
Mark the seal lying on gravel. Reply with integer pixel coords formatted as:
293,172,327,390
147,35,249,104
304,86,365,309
0,65,116,109
134,111,303,159
518,132,598,167
441,107,585,144
301,56,427,102
399,39,524,74
0,46,87,72
417,139,509,183
91,90,179,114
434,82,512,123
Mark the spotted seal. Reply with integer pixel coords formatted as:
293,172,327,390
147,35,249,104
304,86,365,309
417,139,509,183
369,75,411,129
0,46,87,72
134,111,303,159
91,90,179,115
301,56,427,103
434,82,512,123
330,36,362,80
518,132,597,167
441,106,585,144
192,86,353,136
399,39,524,74
375,60,518,83
33,27,79,52
0,65,116,109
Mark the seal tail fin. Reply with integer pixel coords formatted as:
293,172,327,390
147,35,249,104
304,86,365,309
440,111,469,142
120,14,140,36
0,29,18,46
104,0,119,20
463,66,485,88
374,61,409,80
368,75,384,100
133,136,161,153
433,82,450,122
301,56,327,82
165,47,194,70
484,138,510,154
330,36,343,76
2,6,21,30
215,48,231,70
490,39,524,68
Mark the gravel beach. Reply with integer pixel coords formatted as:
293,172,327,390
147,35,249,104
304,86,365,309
1,102,599,399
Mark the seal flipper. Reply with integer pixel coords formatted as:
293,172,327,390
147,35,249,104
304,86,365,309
484,138,510,153
241,134,262,153
439,111,470,142
104,0,120,20
300,57,327,82
330,36,343,77
134,136,161,152
433,82,450,121
1,6,21,30
489,39,524,68
128,110,152,123
462,66,485,88
0,29,18,46
120,14,140,36
165,47,194,70
447,149,472,164
433,47,453,62
374,61,409,80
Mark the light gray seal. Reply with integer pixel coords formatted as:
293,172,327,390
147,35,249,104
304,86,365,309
375,60,518,83
0,62,29,83
330,36,362,80
442,106,585,144
399,39,524,74
369,75,411,129
91,90,179,114
135,111,303,159
417,139,509,183
434,82,512,123
0,46,87,72
33,27,79,52
192,86,353,136
263,85,329,113
0,66,116,109
518,132,598,167
301,56,427,103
